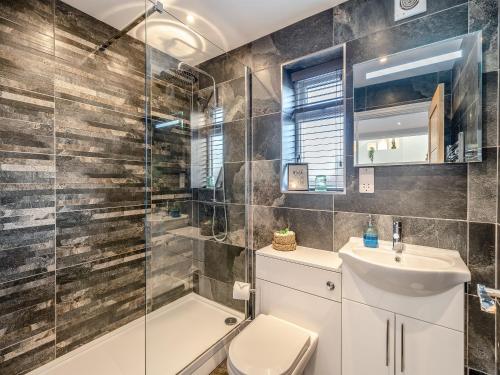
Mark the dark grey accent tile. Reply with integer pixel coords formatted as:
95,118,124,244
469,0,498,72
56,250,145,356
0,243,55,284
217,77,246,122
334,159,468,220
151,120,191,198
481,72,498,148
150,277,192,312
194,274,245,312
151,79,192,122
252,66,281,117
0,0,55,37
54,56,145,117
467,295,495,374
469,147,497,223
0,272,55,351
0,117,54,155
345,4,469,66
250,10,334,72
196,240,245,283
333,0,393,44
252,113,281,161
0,16,54,96
251,160,282,206
55,1,145,74
55,99,145,161
198,52,248,88
468,369,488,375
252,160,333,210
468,222,495,291
252,206,333,251
224,162,246,204
225,204,246,247
56,206,145,269
224,120,246,163
0,85,54,126
0,151,55,282
193,202,246,247
333,0,468,45
56,155,145,211
333,211,467,254
0,329,55,375
54,4,146,116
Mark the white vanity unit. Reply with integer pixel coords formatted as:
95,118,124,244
339,237,471,375
255,245,342,375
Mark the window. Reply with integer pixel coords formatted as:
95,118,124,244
192,107,224,188
290,67,345,191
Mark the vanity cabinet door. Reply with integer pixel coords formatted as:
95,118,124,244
395,315,463,375
342,299,395,375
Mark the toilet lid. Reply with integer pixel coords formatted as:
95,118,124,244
228,315,311,375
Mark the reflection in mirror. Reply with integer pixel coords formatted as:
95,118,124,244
353,32,482,166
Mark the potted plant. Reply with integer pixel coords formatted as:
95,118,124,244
272,227,296,251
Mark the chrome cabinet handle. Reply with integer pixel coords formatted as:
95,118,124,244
326,281,335,290
386,319,390,367
401,323,405,373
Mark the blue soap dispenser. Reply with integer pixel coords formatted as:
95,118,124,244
363,215,379,248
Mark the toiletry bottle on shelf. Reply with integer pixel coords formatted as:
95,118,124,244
363,215,378,248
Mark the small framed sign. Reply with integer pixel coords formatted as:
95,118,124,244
287,163,309,191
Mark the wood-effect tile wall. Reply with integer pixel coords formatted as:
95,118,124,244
199,0,499,373
0,1,194,373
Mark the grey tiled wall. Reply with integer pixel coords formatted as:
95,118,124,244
199,0,498,373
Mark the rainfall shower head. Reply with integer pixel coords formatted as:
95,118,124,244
177,62,219,107
159,68,199,87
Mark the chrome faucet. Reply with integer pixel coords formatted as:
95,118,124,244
392,220,404,253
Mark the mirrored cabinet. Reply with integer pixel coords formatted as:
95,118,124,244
353,32,482,166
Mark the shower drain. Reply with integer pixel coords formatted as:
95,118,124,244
225,317,237,326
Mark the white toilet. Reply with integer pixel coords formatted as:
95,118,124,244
226,244,343,375
227,314,318,375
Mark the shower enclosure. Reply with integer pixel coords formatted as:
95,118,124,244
143,2,252,374
7,1,252,374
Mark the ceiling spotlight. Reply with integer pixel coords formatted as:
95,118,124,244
186,14,195,24
379,57,388,63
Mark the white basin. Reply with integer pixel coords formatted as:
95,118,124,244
339,237,470,296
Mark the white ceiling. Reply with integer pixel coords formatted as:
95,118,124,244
64,0,346,65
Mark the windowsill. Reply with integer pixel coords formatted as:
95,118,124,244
281,189,345,195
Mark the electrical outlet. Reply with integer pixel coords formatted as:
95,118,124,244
359,168,374,193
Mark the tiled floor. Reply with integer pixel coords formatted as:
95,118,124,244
210,360,228,375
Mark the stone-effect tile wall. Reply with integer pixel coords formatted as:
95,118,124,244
190,60,249,312
199,0,499,373
0,1,193,373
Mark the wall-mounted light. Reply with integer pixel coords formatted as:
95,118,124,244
366,50,463,80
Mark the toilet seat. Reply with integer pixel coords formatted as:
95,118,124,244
227,314,317,375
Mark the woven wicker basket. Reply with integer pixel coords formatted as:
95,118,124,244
272,231,296,251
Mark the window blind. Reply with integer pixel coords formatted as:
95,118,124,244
193,107,224,188
290,69,345,191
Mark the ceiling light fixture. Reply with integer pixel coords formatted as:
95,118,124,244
366,50,463,80
186,14,195,24
379,57,388,63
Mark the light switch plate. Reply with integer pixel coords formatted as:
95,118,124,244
359,168,374,193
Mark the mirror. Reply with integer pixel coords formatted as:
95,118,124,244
353,32,482,166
